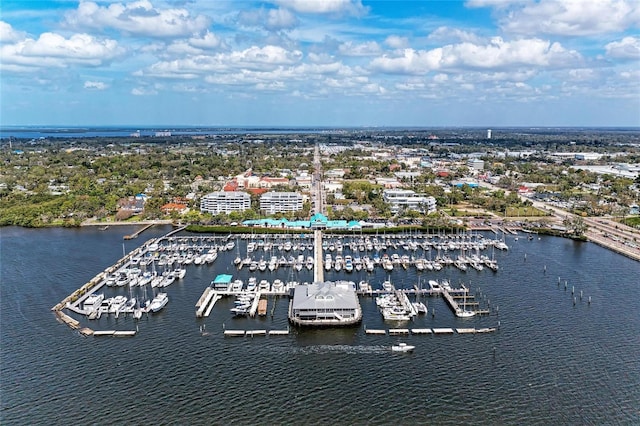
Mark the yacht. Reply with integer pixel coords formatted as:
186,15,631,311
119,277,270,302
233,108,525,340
109,296,127,313
230,279,244,292
344,255,353,273
382,307,411,321
258,280,270,292
149,293,168,313
247,277,257,292
83,293,104,313
173,266,186,279
272,279,285,293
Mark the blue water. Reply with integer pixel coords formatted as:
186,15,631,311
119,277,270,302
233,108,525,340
1,226,639,425
0,126,345,139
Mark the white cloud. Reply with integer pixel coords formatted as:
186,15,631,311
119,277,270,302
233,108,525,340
65,0,210,38
384,35,409,49
370,38,582,74
493,0,640,36
0,21,26,43
338,41,381,56
567,68,598,82
84,80,108,90
465,0,522,9
1,32,123,70
427,27,483,44
189,31,223,50
131,86,157,95
141,45,303,78
273,0,367,16
238,7,298,31
433,73,448,83
605,36,640,60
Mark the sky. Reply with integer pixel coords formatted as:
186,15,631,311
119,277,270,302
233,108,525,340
0,0,639,127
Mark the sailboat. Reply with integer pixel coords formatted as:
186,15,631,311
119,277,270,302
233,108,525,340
456,287,475,318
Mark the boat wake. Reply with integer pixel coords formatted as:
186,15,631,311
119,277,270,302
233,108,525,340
294,345,389,354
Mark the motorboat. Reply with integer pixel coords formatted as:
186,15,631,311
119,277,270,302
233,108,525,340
149,292,168,313
391,343,415,352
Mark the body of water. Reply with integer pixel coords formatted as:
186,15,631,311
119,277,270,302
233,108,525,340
1,226,639,425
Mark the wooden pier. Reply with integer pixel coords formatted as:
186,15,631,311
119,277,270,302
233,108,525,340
124,224,154,240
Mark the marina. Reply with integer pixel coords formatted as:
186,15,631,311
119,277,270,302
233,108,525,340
51,228,504,336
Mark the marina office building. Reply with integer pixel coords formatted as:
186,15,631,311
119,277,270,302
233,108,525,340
200,191,251,214
260,192,303,214
289,281,362,326
382,189,437,215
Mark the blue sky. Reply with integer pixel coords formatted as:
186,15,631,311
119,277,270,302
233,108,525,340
1,0,639,127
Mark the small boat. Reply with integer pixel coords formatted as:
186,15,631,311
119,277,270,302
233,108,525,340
391,343,415,352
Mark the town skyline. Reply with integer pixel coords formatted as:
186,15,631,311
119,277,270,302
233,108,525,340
1,0,639,127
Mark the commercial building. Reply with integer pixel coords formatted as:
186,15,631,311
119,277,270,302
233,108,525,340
288,281,362,327
260,192,303,214
200,191,251,214
382,189,437,215
467,159,485,171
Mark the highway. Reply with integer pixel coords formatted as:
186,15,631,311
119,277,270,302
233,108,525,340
480,182,640,262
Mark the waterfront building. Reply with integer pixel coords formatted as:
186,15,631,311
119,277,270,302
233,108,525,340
200,191,251,214
382,189,437,215
289,281,362,326
260,192,303,214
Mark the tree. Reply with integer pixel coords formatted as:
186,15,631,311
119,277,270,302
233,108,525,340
563,215,587,236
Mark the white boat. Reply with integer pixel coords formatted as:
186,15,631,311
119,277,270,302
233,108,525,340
258,280,270,292
258,258,267,272
173,267,186,279
149,292,168,313
344,255,353,272
230,279,244,292
83,293,104,313
230,305,250,316
456,309,476,318
412,301,427,314
391,343,415,352
272,279,285,293
382,307,411,321
109,295,127,313
247,277,257,292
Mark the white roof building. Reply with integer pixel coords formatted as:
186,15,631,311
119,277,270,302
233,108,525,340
200,191,251,214
383,189,437,215
260,192,303,214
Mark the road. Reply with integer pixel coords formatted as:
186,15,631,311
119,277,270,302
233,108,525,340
480,182,640,262
313,143,324,215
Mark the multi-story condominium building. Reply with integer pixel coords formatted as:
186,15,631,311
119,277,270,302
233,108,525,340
200,191,251,214
382,189,437,215
260,192,303,214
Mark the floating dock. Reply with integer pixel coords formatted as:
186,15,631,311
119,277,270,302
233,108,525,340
196,289,222,318
364,327,495,335
257,298,268,316
223,329,290,337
